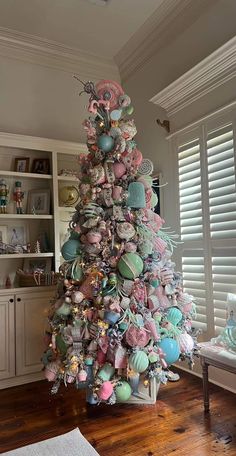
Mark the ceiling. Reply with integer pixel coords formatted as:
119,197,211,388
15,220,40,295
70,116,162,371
0,0,163,59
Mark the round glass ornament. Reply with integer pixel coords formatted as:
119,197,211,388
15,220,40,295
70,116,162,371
118,253,143,279
115,380,132,402
159,338,180,365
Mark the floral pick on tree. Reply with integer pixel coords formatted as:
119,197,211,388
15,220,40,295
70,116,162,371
42,79,197,404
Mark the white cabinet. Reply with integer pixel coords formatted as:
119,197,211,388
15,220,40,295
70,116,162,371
0,294,15,380
0,287,55,389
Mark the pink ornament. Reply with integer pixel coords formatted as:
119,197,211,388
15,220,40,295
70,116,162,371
144,318,160,342
113,162,126,178
72,291,85,304
147,295,160,311
86,231,102,244
78,369,87,382
44,361,60,382
98,381,114,401
124,242,137,253
112,186,123,201
155,286,170,308
126,325,150,347
97,350,106,365
96,80,124,110
176,333,194,353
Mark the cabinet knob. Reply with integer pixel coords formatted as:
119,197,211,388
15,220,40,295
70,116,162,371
9,298,14,303
17,298,21,302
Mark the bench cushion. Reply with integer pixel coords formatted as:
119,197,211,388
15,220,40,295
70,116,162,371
198,342,236,368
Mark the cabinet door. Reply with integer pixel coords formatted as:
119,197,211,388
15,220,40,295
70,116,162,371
15,290,53,376
0,295,15,380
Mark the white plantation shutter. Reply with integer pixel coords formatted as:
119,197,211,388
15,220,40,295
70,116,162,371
174,113,236,338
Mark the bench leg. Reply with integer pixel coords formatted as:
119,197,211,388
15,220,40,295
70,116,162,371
201,358,209,413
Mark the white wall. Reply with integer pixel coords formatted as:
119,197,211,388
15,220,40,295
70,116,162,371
0,54,120,143
122,0,236,227
122,0,236,393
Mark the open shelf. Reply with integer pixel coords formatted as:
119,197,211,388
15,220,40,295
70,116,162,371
58,206,75,212
57,175,79,182
0,252,54,259
0,214,53,219
0,170,52,179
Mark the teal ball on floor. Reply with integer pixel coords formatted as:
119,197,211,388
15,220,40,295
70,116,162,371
118,252,143,279
61,239,81,261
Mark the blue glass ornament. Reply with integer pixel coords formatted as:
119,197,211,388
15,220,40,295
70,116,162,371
159,338,180,365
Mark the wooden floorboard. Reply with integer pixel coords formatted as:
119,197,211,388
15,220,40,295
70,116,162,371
0,369,235,455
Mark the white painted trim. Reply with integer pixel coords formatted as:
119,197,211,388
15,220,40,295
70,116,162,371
115,0,214,82
0,26,120,80
150,36,236,116
166,99,236,139
0,131,88,154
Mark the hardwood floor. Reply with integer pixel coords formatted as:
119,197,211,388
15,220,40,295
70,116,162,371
0,370,235,455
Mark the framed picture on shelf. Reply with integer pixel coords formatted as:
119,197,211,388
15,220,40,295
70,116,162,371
31,158,50,175
27,189,50,214
8,225,26,246
23,257,52,273
14,157,30,173
0,225,7,244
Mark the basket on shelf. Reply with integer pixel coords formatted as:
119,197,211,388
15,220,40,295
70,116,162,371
16,269,60,287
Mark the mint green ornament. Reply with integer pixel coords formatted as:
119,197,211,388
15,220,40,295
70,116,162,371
166,307,183,326
118,253,143,279
115,381,132,402
98,363,115,381
55,302,71,317
150,190,158,209
129,350,149,373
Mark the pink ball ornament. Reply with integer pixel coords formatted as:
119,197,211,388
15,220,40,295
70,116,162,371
98,381,114,401
126,324,150,348
78,369,87,382
86,231,102,244
72,291,85,304
113,162,126,179
44,361,60,382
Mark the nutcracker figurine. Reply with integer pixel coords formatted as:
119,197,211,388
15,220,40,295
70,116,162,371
13,181,24,214
0,179,9,213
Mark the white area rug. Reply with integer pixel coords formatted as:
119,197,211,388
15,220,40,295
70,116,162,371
1,428,100,456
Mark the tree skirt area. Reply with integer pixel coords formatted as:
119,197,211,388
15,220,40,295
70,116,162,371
1,428,100,456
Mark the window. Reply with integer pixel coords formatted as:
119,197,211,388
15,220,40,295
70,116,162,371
172,108,236,339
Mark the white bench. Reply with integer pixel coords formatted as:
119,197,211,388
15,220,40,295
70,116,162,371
199,342,236,412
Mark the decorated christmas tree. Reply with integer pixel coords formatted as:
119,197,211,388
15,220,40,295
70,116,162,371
42,79,196,404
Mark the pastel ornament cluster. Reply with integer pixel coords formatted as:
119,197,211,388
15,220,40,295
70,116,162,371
42,79,196,404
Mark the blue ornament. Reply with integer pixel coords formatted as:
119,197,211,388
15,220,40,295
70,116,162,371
61,239,81,261
97,134,114,152
159,338,180,365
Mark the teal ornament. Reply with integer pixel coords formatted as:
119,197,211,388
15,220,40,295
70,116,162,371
55,302,71,317
61,239,81,261
118,253,143,279
69,231,80,240
127,182,146,208
85,356,94,366
150,190,158,209
110,109,122,121
148,352,158,363
97,134,114,153
119,321,129,331
129,350,149,373
115,381,132,402
159,338,180,365
71,258,83,281
98,363,115,381
166,307,183,326
150,278,160,288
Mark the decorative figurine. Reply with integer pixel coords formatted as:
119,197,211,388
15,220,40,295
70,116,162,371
13,181,24,214
35,240,41,253
0,179,9,213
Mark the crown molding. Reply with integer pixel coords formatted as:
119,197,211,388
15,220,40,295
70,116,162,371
115,0,214,82
0,27,120,80
150,36,236,116
0,131,88,155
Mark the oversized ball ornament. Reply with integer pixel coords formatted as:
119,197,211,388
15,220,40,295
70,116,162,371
115,381,132,402
118,253,143,279
159,338,180,365
125,325,150,348
97,134,114,152
166,307,183,326
129,350,149,373
98,381,114,401
61,239,81,261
